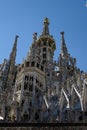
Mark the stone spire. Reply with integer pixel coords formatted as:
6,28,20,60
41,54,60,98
9,35,19,62
33,32,37,43
7,35,19,88
42,17,50,35
0,35,19,91
60,32,68,56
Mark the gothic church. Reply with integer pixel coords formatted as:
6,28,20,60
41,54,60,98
0,18,87,123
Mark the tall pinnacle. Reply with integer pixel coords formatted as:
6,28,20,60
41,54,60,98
33,32,37,43
60,32,68,56
4,35,19,90
13,35,19,52
9,35,19,61
42,17,50,35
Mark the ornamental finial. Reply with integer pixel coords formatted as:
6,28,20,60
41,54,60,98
42,17,50,35
44,17,49,25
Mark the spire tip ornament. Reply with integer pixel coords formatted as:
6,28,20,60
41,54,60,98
60,31,64,35
44,17,49,25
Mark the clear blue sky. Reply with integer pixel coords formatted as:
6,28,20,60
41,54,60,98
0,0,87,71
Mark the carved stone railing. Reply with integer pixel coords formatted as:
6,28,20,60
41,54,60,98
0,123,87,130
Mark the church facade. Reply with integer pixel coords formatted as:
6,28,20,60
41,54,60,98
0,18,87,123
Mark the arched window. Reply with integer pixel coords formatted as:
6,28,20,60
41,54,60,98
24,82,28,90
23,114,29,121
41,65,43,71
26,61,29,67
31,61,35,67
29,83,33,91
43,54,46,59
34,112,39,120
43,47,46,52
43,42,46,46
25,75,29,80
37,63,39,68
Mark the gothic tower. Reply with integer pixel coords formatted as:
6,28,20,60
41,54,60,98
1,18,87,124
11,18,57,122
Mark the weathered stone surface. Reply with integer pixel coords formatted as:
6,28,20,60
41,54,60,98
0,18,87,124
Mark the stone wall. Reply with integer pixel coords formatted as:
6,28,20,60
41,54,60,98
0,127,87,130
